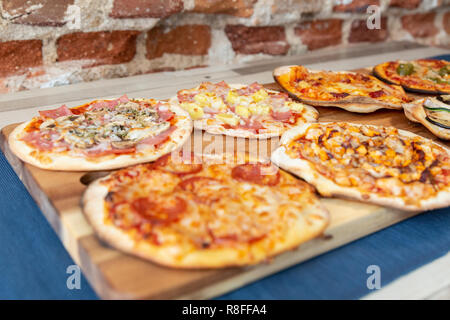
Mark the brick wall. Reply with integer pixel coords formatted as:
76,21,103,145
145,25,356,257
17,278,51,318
0,0,449,93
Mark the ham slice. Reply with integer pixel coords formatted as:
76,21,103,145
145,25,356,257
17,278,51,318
178,92,196,103
155,103,174,121
117,94,129,103
236,119,265,132
139,126,176,146
22,131,54,151
271,110,292,121
84,142,135,157
39,105,72,119
237,82,264,95
90,94,129,111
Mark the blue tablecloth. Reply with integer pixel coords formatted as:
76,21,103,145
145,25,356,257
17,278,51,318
1,54,449,300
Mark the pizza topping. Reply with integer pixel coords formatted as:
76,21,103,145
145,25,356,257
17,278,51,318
284,123,450,203
152,152,203,176
231,163,280,186
22,98,178,158
39,105,73,119
177,81,317,132
423,97,450,129
396,63,415,76
369,90,385,98
131,195,187,226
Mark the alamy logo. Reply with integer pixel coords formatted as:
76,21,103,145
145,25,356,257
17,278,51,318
366,265,381,290
66,265,81,290
366,5,381,30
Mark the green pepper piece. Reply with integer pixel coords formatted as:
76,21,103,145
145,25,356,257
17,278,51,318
396,63,414,76
438,65,450,77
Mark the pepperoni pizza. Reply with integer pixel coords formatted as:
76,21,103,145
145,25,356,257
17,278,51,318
82,152,329,268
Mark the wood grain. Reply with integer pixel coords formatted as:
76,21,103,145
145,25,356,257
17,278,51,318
0,76,447,299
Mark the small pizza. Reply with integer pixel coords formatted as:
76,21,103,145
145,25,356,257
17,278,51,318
171,81,319,139
9,95,192,171
82,152,329,268
403,95,450,140
273,65,411,113
373,59,450,94
271,122,450,211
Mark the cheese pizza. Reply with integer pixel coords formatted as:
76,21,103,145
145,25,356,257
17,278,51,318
274,65,411,113
271,122,450,211
171,81,319,139
82,152,329,268
403,95,450,140
374,59,450,94
9,95,192,171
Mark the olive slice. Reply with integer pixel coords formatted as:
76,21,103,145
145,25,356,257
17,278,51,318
396,63,414,76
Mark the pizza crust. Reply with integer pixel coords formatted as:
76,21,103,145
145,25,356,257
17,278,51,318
403,99,450,140
274,66,406,113
170,83,319,139
8,102,193,171
271,123,450,211
82,153,329,268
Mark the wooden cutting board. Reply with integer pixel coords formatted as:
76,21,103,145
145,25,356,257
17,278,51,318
1,79,448,300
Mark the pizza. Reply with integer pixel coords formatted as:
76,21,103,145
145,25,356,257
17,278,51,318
373,59,450,94
403,95,450,140
82,152,329,268
9,95,192,171
273,65,411,113
171,81,319,139
271,122,450,211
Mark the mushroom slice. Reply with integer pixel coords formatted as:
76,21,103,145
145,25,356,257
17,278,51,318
111,140,136,149
63,130,95,149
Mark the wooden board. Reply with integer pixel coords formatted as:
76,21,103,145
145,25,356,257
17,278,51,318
1,77,448,300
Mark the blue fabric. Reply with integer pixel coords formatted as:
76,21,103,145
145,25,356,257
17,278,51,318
0,151,97,299
427,54,450,60
0,53,449,300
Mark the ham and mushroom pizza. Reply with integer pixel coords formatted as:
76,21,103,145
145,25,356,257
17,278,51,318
82,152,329,268
9,95,192,171
373,59,450,94
271,122,450,211
273,65,411,113
171,81,319,139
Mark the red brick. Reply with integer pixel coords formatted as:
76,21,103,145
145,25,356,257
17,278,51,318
110,0,183,19
295,19,343,50
349,17,388,43
2,0,74,26
389,0,422,9
401,12,439,38
192,0,257,18
444,12,450,34
333,0,379,12
0,40,43,77
225,25,290,55
57,31,139,66
146,25,211,60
